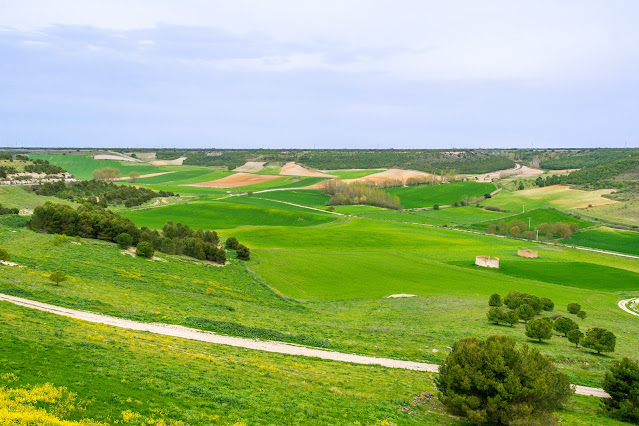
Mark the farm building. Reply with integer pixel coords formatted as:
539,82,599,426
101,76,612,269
517,249,538,258
475,256,499,268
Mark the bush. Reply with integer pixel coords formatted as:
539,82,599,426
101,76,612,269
488,293,502,307
225,237,239,250
437,335,572,425
0,248,10,261
49,271,67,286
136,242,155,258
540,297,555,311
516,304,536,323
236,244,250,261
553,317,579,337
602,357,639,423
567,329,584,347
115,233,133,249
433,204,439,210
52,234,68,246
525,318,553,342
567,303,581,314
577,310,587,320
581,327,616,354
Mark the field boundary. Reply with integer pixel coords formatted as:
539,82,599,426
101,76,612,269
0,293,610,397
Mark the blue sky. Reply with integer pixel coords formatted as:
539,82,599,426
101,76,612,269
1,1,638,149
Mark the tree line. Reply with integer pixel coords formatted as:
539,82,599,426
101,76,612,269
28,180,176,207
0,203,19,215
28,202,248,263
322,180,403,209
486,218,579,240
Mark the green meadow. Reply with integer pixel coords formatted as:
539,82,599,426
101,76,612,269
29,154,163,180
564,226,639,256
323,169,385,179
356,206,511,226
468,207,595,231
387,182,496,208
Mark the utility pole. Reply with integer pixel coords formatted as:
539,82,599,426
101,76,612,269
522,205,525,213
528,217,531,228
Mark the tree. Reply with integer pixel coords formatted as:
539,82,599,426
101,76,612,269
437,335,573,425
567,329,584,348
487,307,503,324
236,244,250,261
503,310,519,327
488,293,502,307
115,233,133,249
602,357,639,423
433,204,439,210
49,271,67,286
553,317,579,337
225,237,239,250
577,310,587,320
541,297,554,311
525,318,553,342
92,167,122,181
128,171,140,183
581,327,616,354
0,248,10,261
504,291,543,313
516,304,536,323
567,303,581,314
136,242,155,258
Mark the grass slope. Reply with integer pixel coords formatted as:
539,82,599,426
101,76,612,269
468,207,595,231
488,185,617,211
563,226,639,256
29,154,162,180
357,206,511,226
0,186,79,210
387,182,496,209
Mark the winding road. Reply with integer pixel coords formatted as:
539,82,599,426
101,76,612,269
0,293,610,398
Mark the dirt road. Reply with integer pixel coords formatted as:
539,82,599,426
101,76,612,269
618,298,639,317
0,293,610,397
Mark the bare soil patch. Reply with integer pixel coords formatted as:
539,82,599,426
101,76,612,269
94,154,137,162
280,162,336,178
187,172,281,188
233,162,266,173
306,168,436,188
150,157,187,166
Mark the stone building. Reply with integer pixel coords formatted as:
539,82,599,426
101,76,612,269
475,256,500,268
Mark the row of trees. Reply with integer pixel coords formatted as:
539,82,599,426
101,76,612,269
486,219,579,239
29,180,175,207
438,334,639,424
0,203,18,215
28,203,247,264
322,180,403,209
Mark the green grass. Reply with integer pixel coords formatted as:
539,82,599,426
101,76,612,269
255,164,282,175
467,207,595,232
563,226,639,256
29,154,162,180
0,186,79,210
488,185,616,211
357,206,511,226
323,169,385,179
134,168,231,185
387,182,496,209
239,176,327,191
254,189,330,208
122,196,337,229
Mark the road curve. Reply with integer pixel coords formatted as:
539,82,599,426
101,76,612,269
618,298,639,317
0,293,609,397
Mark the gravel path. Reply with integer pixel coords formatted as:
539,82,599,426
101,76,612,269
0,293,609,397
618,298,639,317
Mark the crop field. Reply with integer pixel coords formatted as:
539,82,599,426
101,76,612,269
581,201,639,227
563,226,639,256
255,189,330,207
467,207,595,232
122,196,338,229
29,154,163,180
387,182,496,208
357,206,511,225
134,168,231,185
322,169,386,179
486,185,618,211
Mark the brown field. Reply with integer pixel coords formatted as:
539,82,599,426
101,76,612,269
306,168,437,188
280,162,336,178
186,172,281,188
150,156,187,166
233,161,266,173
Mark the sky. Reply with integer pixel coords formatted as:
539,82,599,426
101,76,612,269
0,1,638,149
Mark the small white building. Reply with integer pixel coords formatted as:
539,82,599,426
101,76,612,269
475,256,500,268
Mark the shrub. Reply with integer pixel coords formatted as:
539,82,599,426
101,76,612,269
504,291,543,313
225,237,239,250
49,271,67,286
136,242,155,258
567,303,581,314
577,310,587,320
516,304,536,323
433,204,439,210
567,329,584,347
581,327,616,354
486,224,497,233
52,234,68,246
540,297,555,311
0,248,10,261
602,357,639,423
484,205,502,212
488,293,502,307
487,307,504,324
553,317,579,337
115,233,133,249
525,318,553,342
437,335,572,425
236,244,250,261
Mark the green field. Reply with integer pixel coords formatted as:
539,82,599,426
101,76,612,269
468,207,595,232
487,185,617,211
563,226,639,256
134,168,232,185
122,196,338,229
387,182,496,209
357,206,511,226
322,169,385,179
29,154,163,180
254,189,330,207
